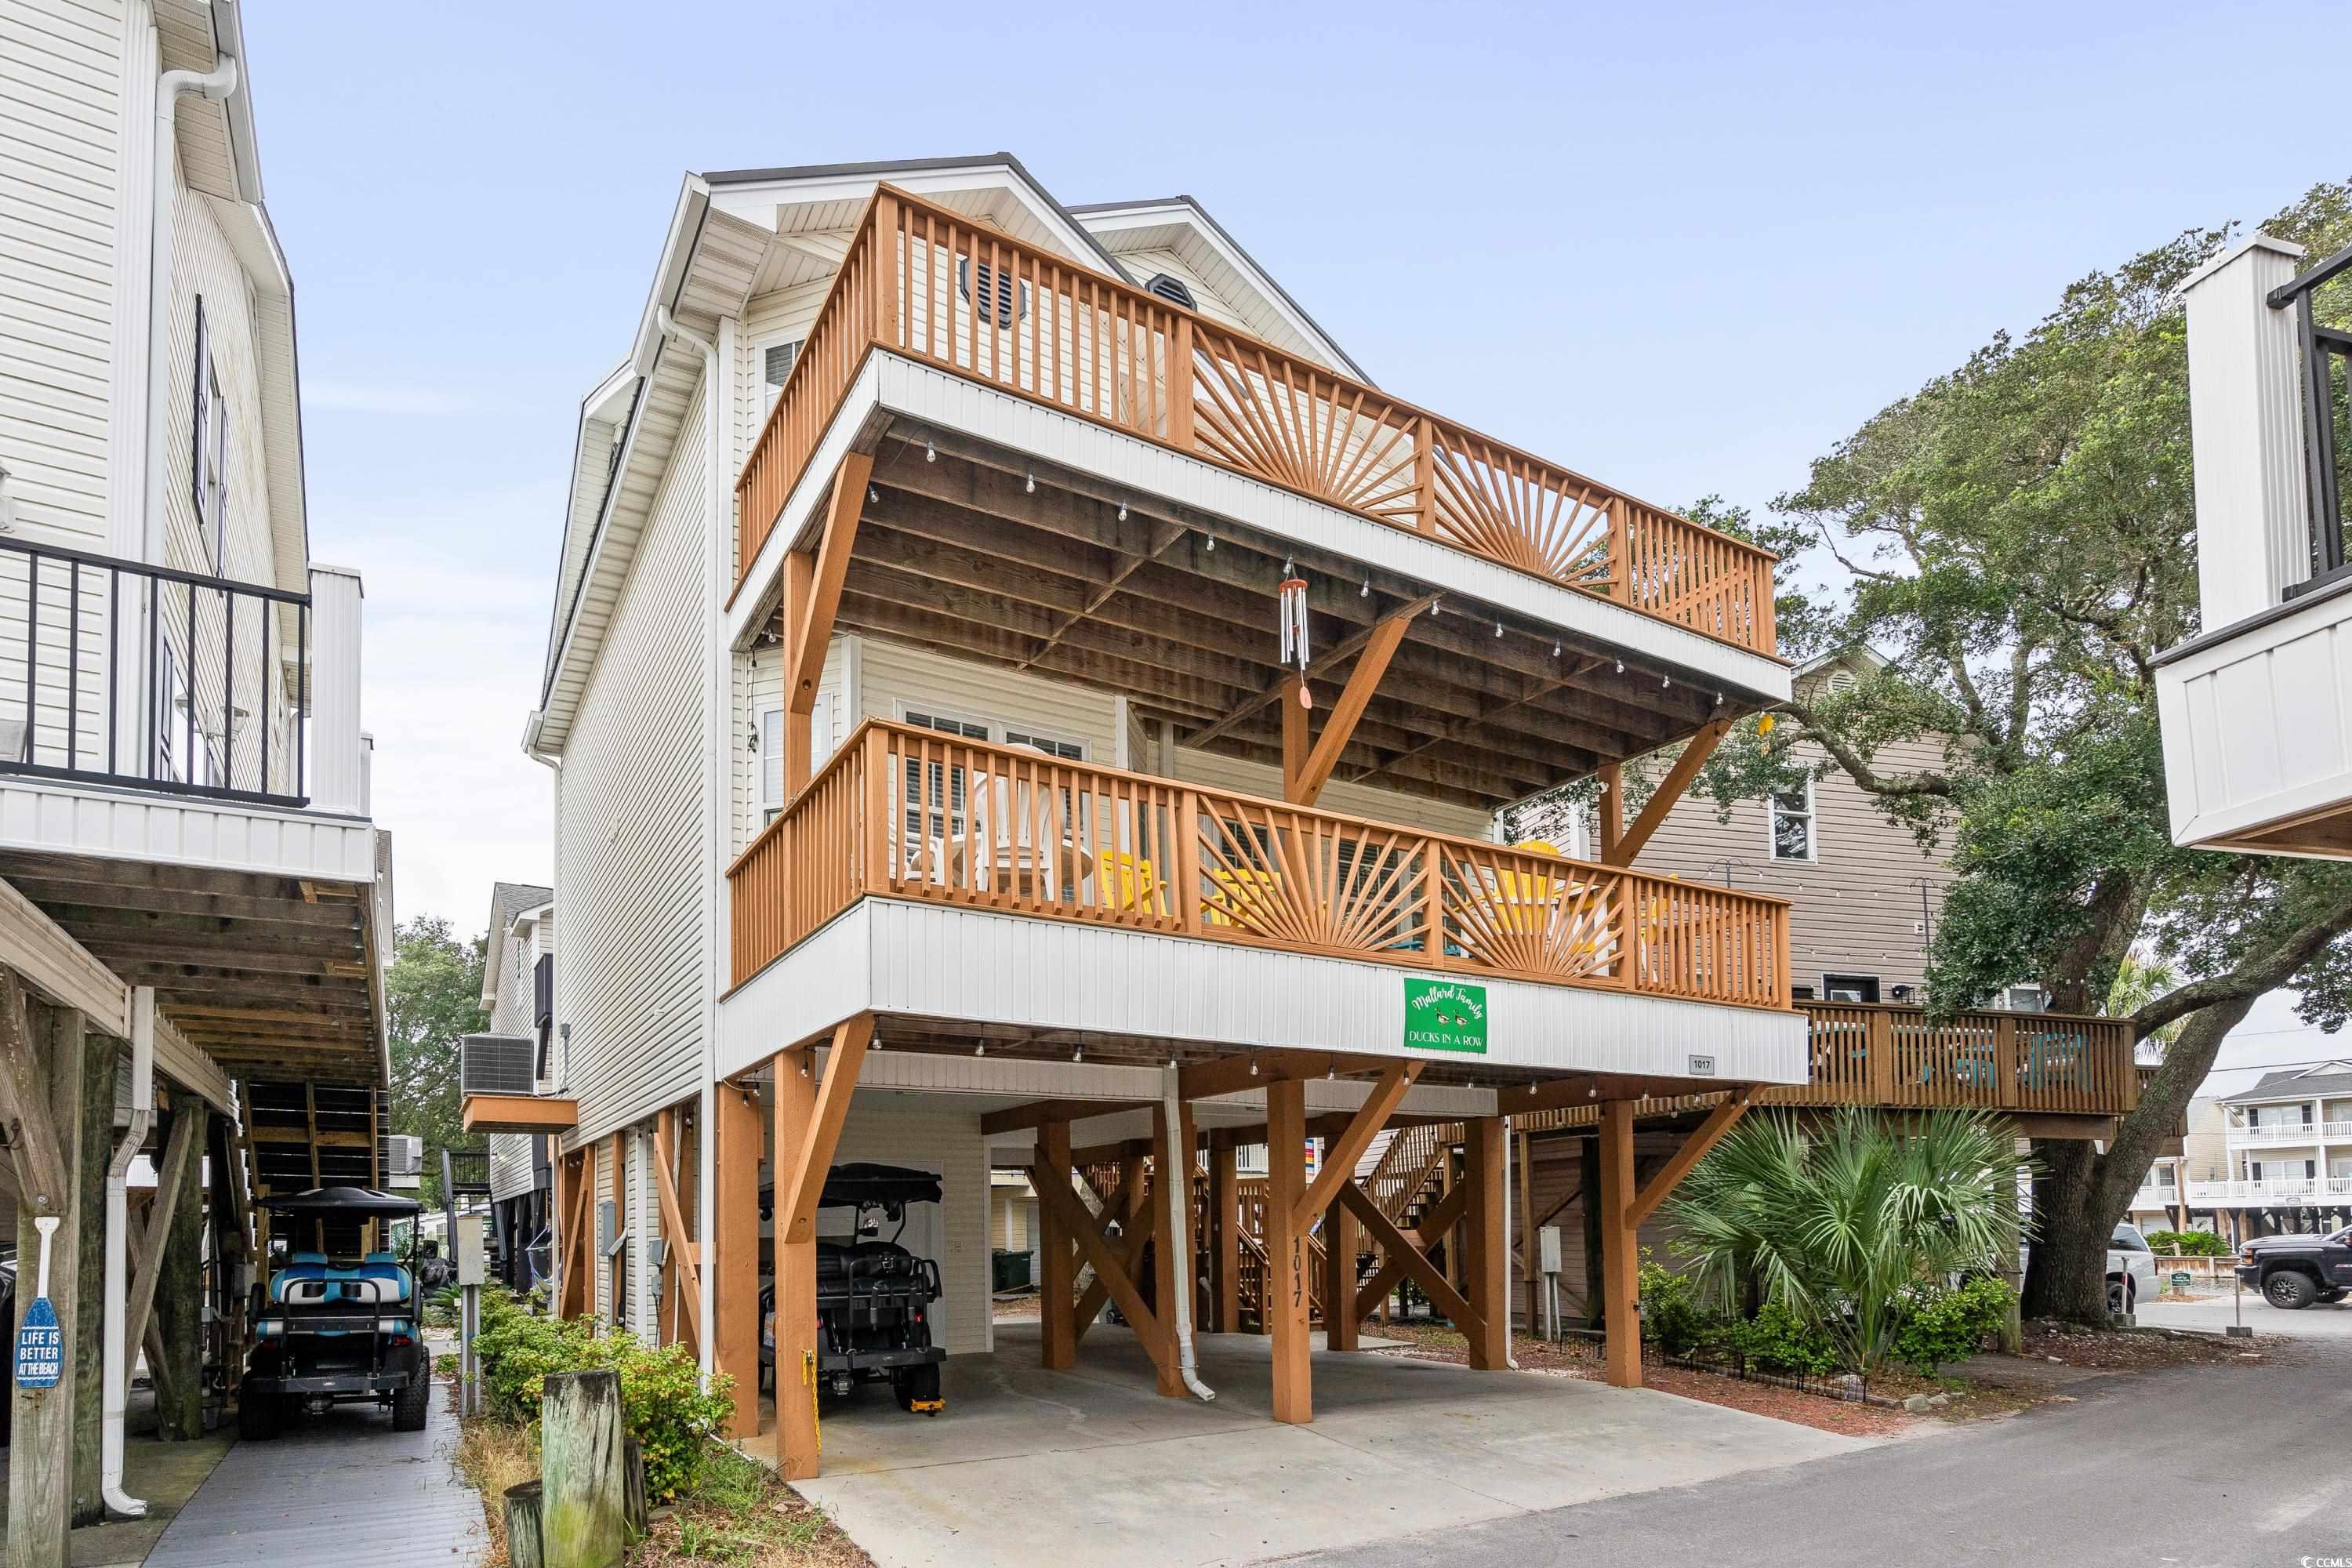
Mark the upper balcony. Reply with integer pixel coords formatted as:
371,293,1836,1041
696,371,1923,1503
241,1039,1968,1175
2229,1119,2352,1146
0,535,385,1088
2158,236,2352,855
728,189,1788,797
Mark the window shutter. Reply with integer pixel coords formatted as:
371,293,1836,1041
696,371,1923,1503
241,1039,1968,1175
190,297,209,512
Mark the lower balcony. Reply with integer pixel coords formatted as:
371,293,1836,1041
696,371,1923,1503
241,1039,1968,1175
721,719,1801,1086
2187,1177,2352,1207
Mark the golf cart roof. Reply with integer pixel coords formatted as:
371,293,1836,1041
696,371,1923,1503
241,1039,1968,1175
821,1163,942,1210
257,1185,425,1221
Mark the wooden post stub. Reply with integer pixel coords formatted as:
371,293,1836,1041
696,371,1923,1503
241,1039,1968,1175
505,1481,545,1568
539,1369,625,1568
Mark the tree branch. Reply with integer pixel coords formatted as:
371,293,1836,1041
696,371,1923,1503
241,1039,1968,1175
2129,890,2352,1040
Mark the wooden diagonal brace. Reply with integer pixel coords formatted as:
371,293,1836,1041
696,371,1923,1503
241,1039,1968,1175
1031,1158,1169,1370
1624,1085,1757,1230
1293,1061,1419,1232
0,969,69,1213
778,1015,873,1247
1348,1174,1470,1318
1072,1181,1160,1345
1290,612,1414,807
651,1110,702,1352
124,1106,200,1367
1602,720,1730,867
1341,1178,1478,1332
788,452,874,718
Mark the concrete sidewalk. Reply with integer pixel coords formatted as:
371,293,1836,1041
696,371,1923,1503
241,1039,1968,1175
793,1323,1870,1568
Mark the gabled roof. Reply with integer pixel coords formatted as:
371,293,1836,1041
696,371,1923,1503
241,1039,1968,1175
2224,1062,2352,1105
481,881,554,1011
1069,194,1369,383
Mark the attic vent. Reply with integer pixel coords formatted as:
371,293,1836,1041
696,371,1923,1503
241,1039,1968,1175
1826,670,1858,695
764,340,802,387
1143,273,1196,310
956,258,1028,330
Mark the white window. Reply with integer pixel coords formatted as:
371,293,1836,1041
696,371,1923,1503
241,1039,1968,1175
192,297,228,574
1003,728,1086,761
900,707,991,846
760,709,783,821
760,339,801,415
1769,781,1815,862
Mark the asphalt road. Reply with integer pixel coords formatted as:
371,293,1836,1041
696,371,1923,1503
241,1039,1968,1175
2140,1291,2352,1339
1278,1334,2352,1568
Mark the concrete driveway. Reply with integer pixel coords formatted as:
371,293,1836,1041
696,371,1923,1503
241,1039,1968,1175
793,1323,1868,1568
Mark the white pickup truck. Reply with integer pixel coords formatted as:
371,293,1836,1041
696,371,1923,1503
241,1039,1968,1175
2109,1222,2160,1317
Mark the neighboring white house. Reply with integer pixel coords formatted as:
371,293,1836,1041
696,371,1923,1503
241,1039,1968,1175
482,881,554,1288
0,0,390,1539
2182,1064,2352,1236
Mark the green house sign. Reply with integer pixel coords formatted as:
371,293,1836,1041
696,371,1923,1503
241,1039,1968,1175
1403,978,1489,1054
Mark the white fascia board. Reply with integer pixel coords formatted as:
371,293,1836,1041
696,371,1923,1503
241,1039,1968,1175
716,898,1807,1085
725,353,1792,703
705,162,1114,278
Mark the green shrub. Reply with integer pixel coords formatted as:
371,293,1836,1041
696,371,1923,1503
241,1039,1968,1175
1893,1276,2016,1375
1637,1252,1719,1357
470,1295,735,1503
2143,1229,2230,1257
1710,1300,1839,1376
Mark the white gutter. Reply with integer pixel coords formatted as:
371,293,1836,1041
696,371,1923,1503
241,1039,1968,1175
1501,1116,1519,1370
1161,1070,1214,1402
655,303,730,1382
102,989,158,1518
143,49,241,563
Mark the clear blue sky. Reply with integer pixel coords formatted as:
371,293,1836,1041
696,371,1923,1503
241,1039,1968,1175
244,0,2339,973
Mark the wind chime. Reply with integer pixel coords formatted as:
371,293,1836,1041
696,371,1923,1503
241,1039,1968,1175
1277,562,1311,708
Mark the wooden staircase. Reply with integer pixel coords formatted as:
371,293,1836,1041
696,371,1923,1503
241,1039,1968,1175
1229,1123,1453,1330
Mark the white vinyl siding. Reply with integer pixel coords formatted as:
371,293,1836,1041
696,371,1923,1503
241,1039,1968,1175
1168,742,1495,840
731,633,844,852
1115,246,1251,336
825,1095,988,1356
560,383,710,1145
0,0,121,543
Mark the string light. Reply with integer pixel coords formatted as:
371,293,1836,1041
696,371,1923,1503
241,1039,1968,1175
1615,658,1624,674
1073,1046,1083,1063
1553,641,1563,658
975,1043,985,1057
1249,1056,1260,1076
1494,620,1504,638
924,437,936,462
1430,598,1441,616
1360,578,1371,597
1205,527,1216,552
868,485,879,504
1168,1054,1178,1069
1662,673,1671,689
1117,501,1128,521
1025,469,1036,494
1715,691,1724,706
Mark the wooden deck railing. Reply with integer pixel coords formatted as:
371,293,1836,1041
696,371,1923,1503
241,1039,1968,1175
734,186,1779,657
1497,1002,2141,1127
726,720,1792,1007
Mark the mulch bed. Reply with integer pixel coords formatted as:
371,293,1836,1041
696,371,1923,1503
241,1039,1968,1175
2010,1316,2285,1371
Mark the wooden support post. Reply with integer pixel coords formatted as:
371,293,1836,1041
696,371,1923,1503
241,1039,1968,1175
1037,1122,1076,1370
7,999,86,1568
540,1368,626,1568
650,1109,701,1355
1149,1103,1185,1396
151,1112,207,1440
1209,1131,1239,1334
1264,1077,1312,1424
1579,1134,1603,1328
1321,1195,1358,1352
69,1033,114,1526
1516,1128,1536,1338
1597,1102,1641,1388
711,1082,761,1442
771,1018,871,1481
1462,1118,1508,1370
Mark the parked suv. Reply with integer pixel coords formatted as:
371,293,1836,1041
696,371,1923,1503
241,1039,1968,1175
2235,1225,2352,1310
2110,1222,2158,1316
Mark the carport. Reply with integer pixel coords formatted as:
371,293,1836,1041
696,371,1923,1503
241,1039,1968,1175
793,1319,1869,1568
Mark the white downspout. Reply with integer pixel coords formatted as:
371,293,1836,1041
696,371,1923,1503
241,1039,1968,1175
102,989,158,1518
655,304,728,1381
1161,1071,1214,1402
143,52,239,564
1501,1115,1519,1370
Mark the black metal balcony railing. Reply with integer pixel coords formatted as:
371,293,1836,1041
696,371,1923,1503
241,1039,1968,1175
0,536,310,808
2272,241,2352,597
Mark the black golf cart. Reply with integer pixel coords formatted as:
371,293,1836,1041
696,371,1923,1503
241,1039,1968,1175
238,1185,429,1438
762,1163,947,1415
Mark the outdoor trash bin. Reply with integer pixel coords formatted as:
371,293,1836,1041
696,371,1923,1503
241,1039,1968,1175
993,1250,1033,1291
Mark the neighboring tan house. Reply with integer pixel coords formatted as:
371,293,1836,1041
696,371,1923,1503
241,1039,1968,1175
2127,1095,2228,1236
477,152,2140,1483
0,1,390,1541
482,882,555,1290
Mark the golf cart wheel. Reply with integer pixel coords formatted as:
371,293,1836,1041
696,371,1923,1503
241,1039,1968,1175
891,1363,942,1414
2264,1269,2318,1311
392,1374,430,1432
237,1392,281,1442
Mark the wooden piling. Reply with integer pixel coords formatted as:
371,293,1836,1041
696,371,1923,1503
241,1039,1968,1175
540,1369,626,1568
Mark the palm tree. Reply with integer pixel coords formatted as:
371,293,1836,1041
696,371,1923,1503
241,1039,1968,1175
1663,1107,2033,1377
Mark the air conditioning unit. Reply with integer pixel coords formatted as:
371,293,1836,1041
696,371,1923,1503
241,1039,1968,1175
461,1033,538,1097
385,1134,423,1178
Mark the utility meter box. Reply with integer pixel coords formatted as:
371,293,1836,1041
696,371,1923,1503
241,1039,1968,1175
454,1212,487,1287
1537,1225,1563,1275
